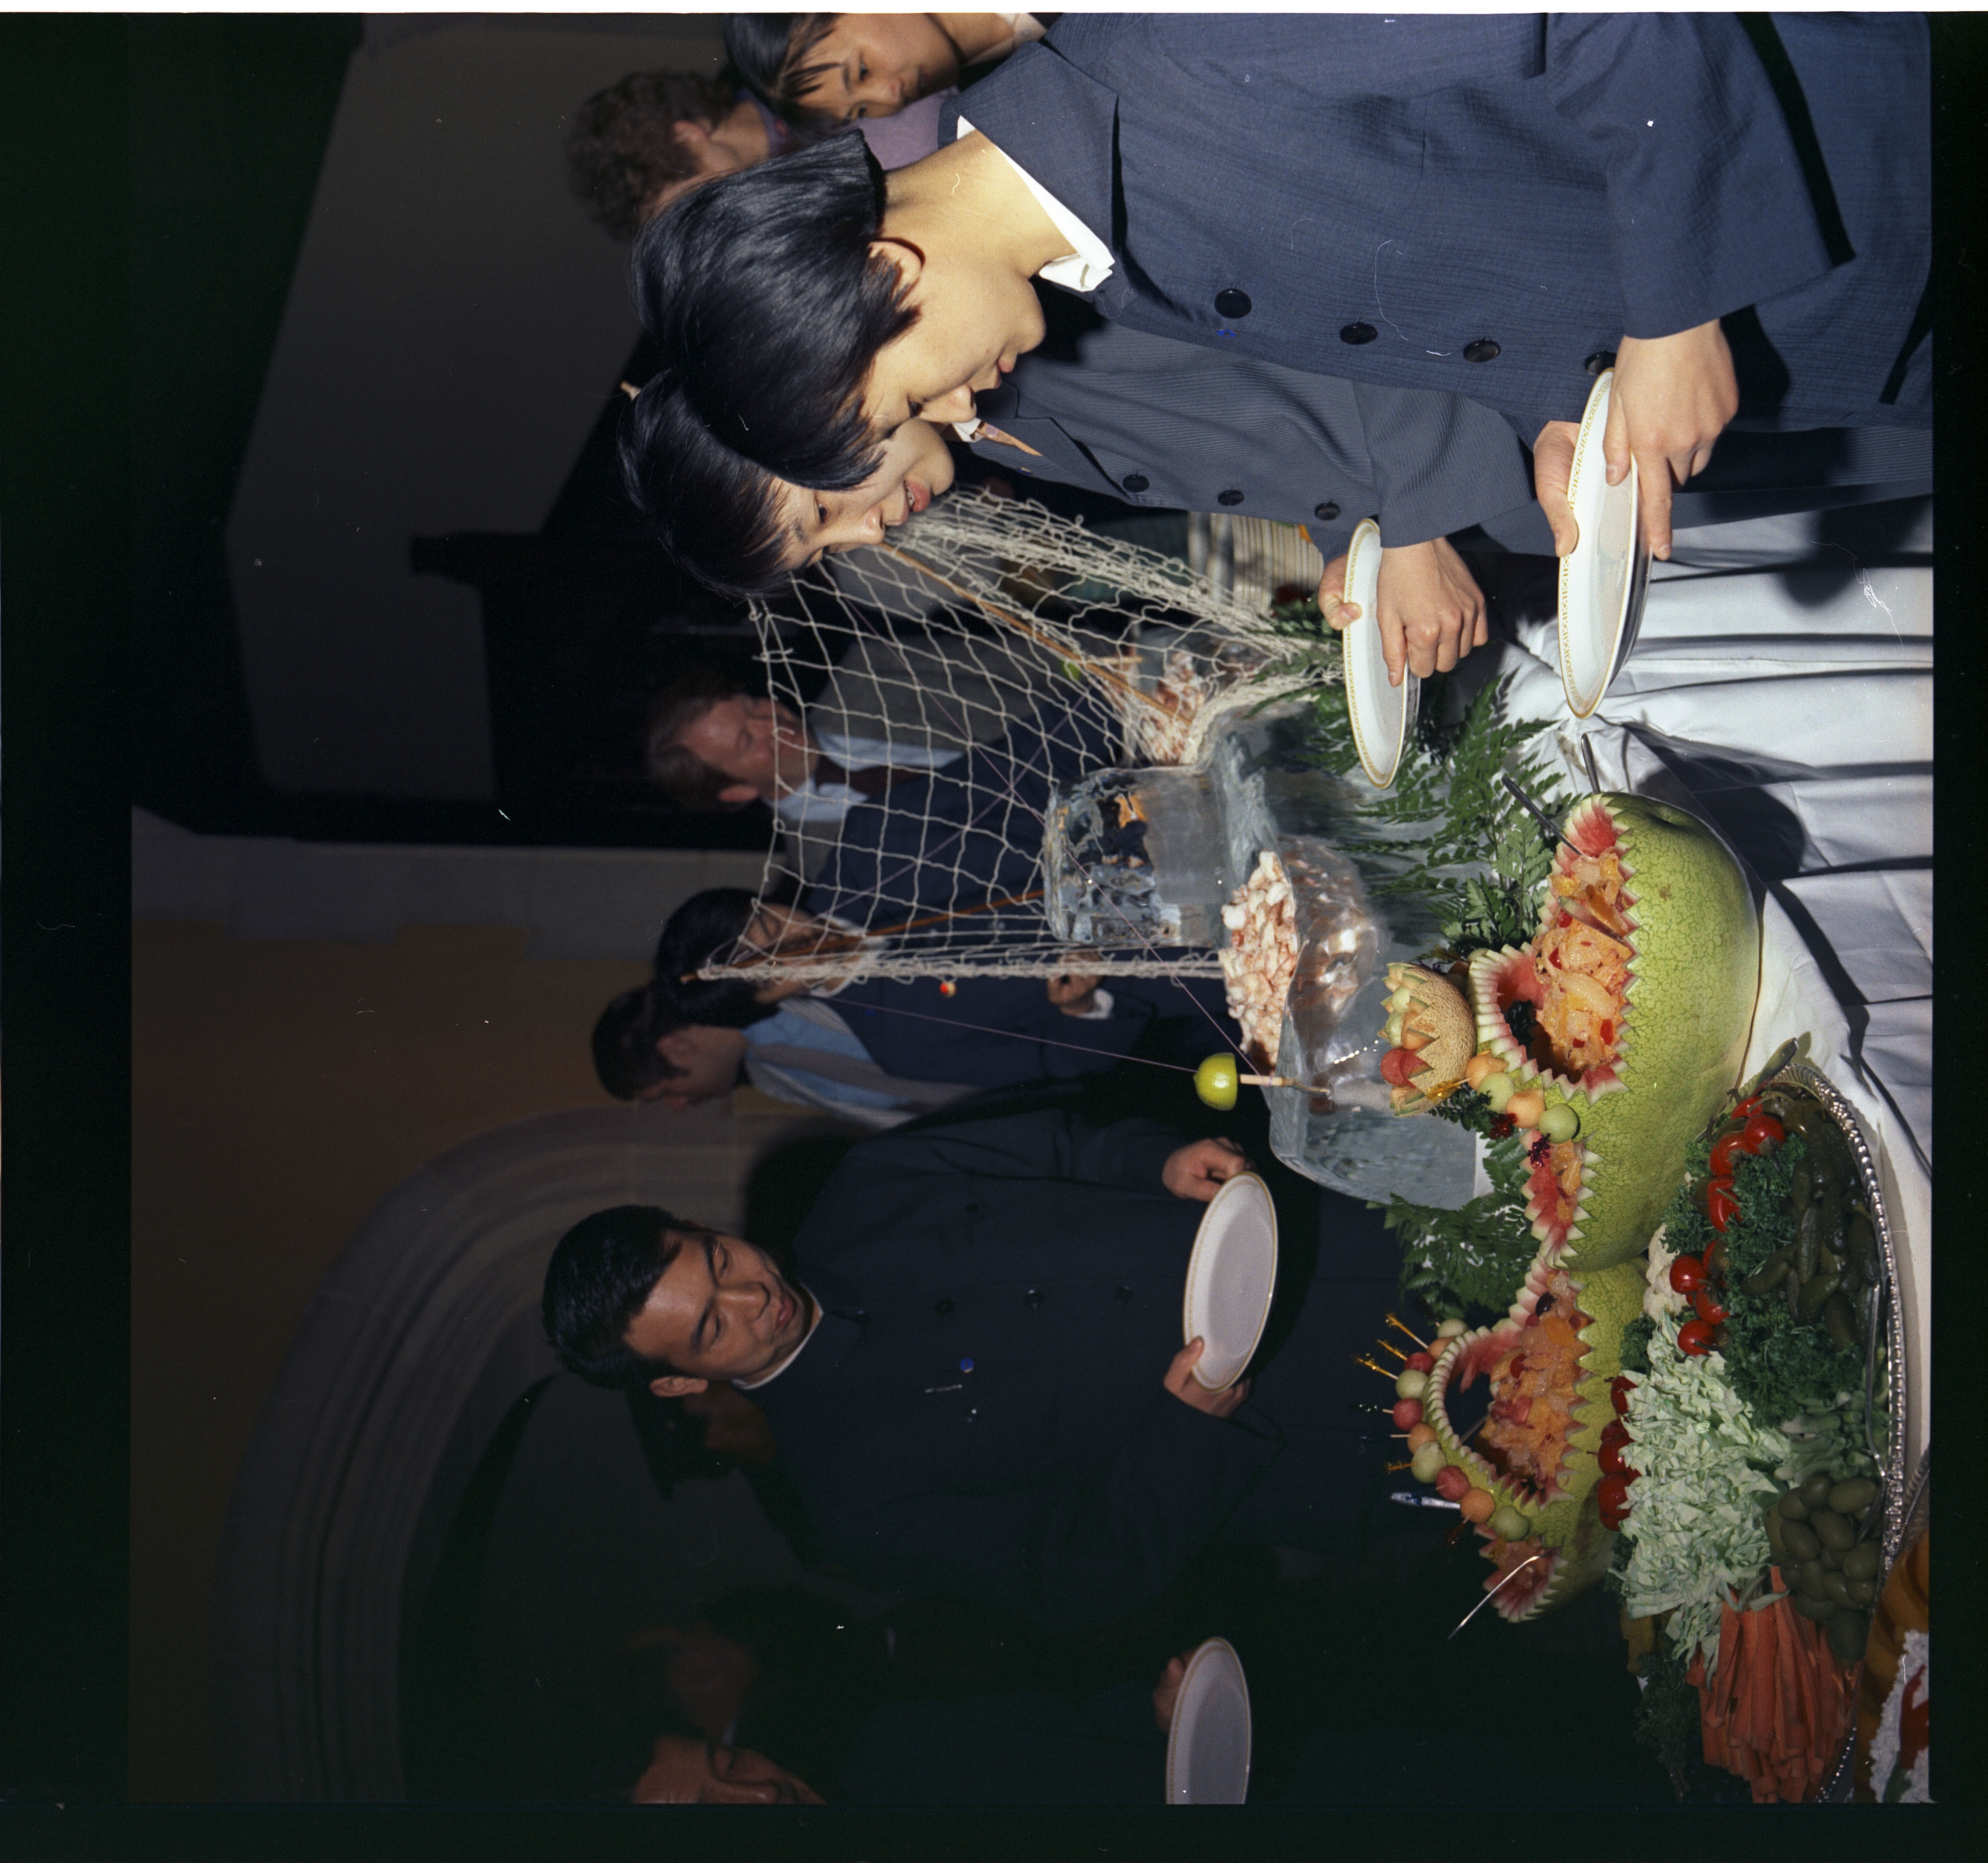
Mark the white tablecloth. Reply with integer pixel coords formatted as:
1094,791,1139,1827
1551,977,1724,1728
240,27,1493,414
1491,499,1932,1471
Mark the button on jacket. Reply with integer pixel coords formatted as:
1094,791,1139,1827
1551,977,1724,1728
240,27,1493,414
969,302,1553,557
746,1111,1394,1632
943,14,1930,438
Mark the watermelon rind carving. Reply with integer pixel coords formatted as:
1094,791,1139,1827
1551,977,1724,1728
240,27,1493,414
1425,1242,1647,1620
1468,792,1760,1270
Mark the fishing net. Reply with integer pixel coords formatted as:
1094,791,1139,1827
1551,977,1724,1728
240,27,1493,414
701,485,1339,987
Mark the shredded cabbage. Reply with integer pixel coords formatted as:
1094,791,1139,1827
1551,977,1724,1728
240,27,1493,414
1619,1311,1789,1670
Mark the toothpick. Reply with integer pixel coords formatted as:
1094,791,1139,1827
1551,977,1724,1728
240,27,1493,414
1448,1554,1545,1639
1353,1354,1399,1380
1374,1339,1408,1363
1385,1313,1431,1351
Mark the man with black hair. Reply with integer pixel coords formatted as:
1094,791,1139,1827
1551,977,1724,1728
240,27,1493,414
564,68,798,238
540,1108,1401,1632
626,13,1930,682
591,889,1234,1122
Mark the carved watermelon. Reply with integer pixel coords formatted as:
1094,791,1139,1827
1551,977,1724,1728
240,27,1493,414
1469,793,1760,1270
1423,1244,1647,1620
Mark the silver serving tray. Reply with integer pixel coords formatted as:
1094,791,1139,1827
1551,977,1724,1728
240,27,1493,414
1764,1058,1911,1803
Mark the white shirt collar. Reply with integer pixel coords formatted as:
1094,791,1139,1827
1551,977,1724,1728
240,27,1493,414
733,1283,824,1391
955,113,1116,295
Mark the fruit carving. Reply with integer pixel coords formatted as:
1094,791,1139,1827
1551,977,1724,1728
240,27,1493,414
1467,793,1760,1270
1421,1238,1647,1620
1376,963,1476,1114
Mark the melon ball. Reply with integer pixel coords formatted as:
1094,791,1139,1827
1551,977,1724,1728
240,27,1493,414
1464,1052,1504,1090
1410,1442,1446,1484
1434,1464,1470,1503
1507,1090,1545,1130
1391,1398,1423,1431
1489,1504,1532,1542
1394,1368,1429,1400
1406,1423,1438,1451
1458,1486,1495,1524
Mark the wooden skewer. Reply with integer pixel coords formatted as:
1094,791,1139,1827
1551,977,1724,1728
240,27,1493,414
1240,1072,1300,1089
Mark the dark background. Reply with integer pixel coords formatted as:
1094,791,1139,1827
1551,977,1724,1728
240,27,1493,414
2,8,1986,1842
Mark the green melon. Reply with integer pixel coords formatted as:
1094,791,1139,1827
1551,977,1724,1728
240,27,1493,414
1423,1245,1646,1620
1468,792,1760,1270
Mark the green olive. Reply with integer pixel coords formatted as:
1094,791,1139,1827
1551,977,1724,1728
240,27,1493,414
1813,1509,1856,1552
1779,1490,1811,1522
1763,1504,1788,1560
1821,1542,1844,1571
1821,1568,1855,1607
1781,1519,1822,1563
1797,1559,1832,1602
1830,1477,1879,1516
1845,1578,1878,1608
1793,1591,1839,1623
1826,1607,1869,1663
1799,1471,1834,1511
1843,1542,1882,1583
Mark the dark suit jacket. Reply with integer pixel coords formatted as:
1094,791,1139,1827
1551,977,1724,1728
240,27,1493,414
833,971,1235,1089
802,706,1115,930
975,299,1554,557
747,1111,1270,1632
945,14,1929,436
747,1111,1398,1631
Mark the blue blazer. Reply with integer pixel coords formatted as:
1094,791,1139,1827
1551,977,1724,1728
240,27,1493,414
972,301,1554,556
945,13,1929,436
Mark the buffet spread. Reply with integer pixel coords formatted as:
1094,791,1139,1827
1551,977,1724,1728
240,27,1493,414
1047,634,1924,1803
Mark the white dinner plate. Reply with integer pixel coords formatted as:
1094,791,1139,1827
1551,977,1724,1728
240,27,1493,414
1557,368,1653,718
1164,1637,1253,1805
1182,1170,1278,1391
1339,517,1419,789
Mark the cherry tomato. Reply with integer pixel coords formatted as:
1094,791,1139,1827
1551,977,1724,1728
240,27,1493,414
1709,1133,1746,1178
1610,1375,1635,1416
1730,1093,1761,1123
1677,1318,1716,1356
1600,1419,1630,1450
1598,1439,1636,1478
1705,1238,1728,1281
1693,1287,1731,1325
1668,1253,1707,1294
1740,1113,1786,1155
1705,1181,1741,1234
1597,1473,1632,1521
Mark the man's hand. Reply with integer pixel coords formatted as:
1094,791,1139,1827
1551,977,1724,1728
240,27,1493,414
1532,419,1582,558
1046,971,1100,1017
1162,1136,1248,1202
1165,1337,1251,1417
1607,321,1739,561
1152,1653,1190,1732
1318,540,1489,685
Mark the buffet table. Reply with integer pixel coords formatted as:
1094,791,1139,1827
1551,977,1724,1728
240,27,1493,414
1495,498,1931,1475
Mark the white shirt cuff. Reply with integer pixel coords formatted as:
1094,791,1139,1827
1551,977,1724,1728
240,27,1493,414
1072,987,1115,1021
